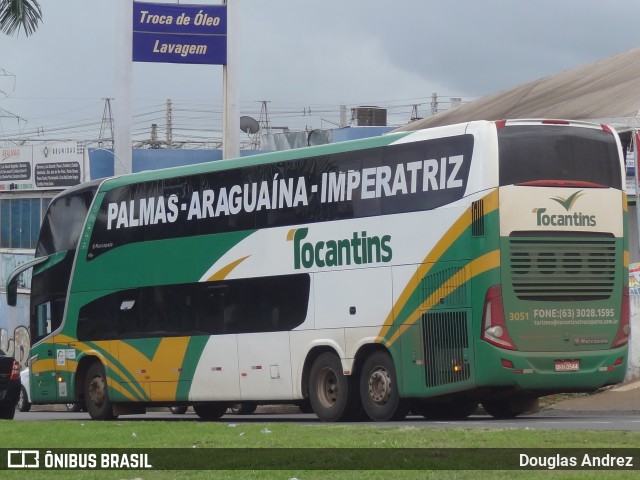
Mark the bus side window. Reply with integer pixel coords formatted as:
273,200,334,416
35,302,52,338
33,297,65,341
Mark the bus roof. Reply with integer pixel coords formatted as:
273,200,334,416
99,130,414,192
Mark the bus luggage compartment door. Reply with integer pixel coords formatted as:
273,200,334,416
29,342,58,404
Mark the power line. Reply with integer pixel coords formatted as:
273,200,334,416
0,95,474,146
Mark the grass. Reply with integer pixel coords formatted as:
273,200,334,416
1,418,639,479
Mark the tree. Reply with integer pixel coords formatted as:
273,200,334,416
0,0,42,37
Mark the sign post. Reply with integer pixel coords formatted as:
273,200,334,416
131,1,237,160
223,0,240,160
115,0,133,176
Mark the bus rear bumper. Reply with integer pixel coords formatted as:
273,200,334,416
474,344,628,392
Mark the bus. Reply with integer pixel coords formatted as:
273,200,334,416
6,119,629,421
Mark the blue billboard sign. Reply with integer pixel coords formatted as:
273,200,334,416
132,2,227,65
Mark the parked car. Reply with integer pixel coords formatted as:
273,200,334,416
18,369,84,413
0,349,20,419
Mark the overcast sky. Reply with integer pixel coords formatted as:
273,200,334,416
1,0,640,145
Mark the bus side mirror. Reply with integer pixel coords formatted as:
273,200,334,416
6,278,17,307
5,256,49,307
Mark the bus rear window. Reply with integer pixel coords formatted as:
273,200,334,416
498,126,621,188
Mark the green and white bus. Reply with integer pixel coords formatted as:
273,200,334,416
7,119,630,421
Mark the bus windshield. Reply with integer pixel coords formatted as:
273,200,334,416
30,182,99,345
498,125,622,188
36,184,98,257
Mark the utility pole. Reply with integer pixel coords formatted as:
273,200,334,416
114,0,133,175
166,99,173,148
222,0,240,159
151,123,159,148
339,104,347,128
410,104,421,122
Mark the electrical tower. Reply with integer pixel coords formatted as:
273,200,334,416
98,98,114,149
258,100,271,136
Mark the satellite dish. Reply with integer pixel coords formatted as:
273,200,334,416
240,116,260,134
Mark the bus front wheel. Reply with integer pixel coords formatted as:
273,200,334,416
360,351,409,421
309,352,360,422
84,363,117,420
229,402,257,415
194,403,228,421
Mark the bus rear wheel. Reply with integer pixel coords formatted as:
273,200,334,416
194,403,228,421
84,363,117,420
309,352,360,422
413,398,478,419
482,396,538,419
360,351,409,421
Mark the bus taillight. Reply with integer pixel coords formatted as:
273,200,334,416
481,285,517,351
612,286,630,348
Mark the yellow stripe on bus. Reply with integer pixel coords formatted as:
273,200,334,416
376,189,498,343
106,375,139,402
53,336,150,401
116,336,191,400
383,250,500,347
31,358,56,374
207,255,250,281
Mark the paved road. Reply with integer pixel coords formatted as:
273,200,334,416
13,409,640,431
15,379,640,430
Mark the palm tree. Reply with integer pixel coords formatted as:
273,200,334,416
0,0,42,37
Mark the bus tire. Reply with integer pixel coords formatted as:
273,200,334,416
229,402,257,415
84,363,117,420
413,398,478,419
66,403,83,412
169,406,188,414
309,352,360,422
360,350,409,422
296,399,313,414
194,403,228,421
482,396,538,419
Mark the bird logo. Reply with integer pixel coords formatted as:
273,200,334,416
550,190,583,211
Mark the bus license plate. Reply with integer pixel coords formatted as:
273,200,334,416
554,360,579,372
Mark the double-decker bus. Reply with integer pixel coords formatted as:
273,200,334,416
6,119,629,421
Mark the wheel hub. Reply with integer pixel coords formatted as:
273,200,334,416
368,368,391,404
317,368,339,408
88,377,106,408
